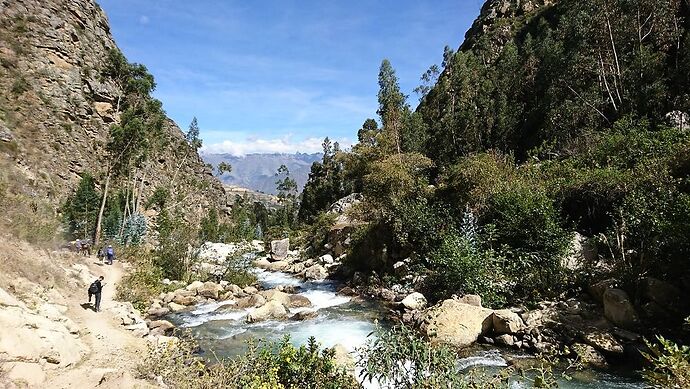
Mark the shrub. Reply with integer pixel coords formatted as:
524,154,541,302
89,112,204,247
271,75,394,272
116,249,163,311
141,334,358,389
425,231,505,307
214,250,257,287
481,183,571,303
643,333,690,389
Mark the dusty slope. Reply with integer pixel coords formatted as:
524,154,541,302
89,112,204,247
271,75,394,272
0,235,157,388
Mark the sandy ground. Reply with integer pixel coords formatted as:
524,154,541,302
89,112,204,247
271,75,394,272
42,258,155,389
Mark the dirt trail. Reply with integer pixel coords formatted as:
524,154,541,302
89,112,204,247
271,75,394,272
43,259,153,389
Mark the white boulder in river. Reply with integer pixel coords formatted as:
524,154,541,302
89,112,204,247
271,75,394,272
421,297,494,348
401,292,427,310
246,300,289,323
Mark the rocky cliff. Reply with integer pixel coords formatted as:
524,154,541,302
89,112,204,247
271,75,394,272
0,0,226,220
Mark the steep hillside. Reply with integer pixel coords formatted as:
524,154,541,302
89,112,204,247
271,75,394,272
0,0,226,224
203,152,321,194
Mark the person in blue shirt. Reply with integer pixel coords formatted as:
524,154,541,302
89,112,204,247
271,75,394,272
105,245,115,265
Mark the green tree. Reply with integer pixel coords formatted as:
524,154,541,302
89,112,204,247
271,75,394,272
64,173,101,239
377,59,408,155
185,117,202,149
217,161,232,176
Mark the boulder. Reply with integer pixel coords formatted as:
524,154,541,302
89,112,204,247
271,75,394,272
641,277,683,313
268,261,290,272
457,294,482,307
291,310,319,321
583,331,624,355
572,343,609,369
401,292,427,311
421,299,494,348
494,334,515,347
254,257,272,269
225,284,243,294
305,264,328,281
251,240,265,253
290,262,306,274
235,294,266,309
246,300,289,323
288,294,312,308
319,254,335,265
185,281,205,292
168,302,186,312
562,232,596,271
260,289,291,307
147,307,170,317
172,295,197,306
4,362,46,387
588,279,617,304
603,288,639,329
393,261,408,277
492,309,525,335
148,320,175,335
243,286,258,295
124,322,149,338
270,238,290,260
378,288,397,302
198,282,223,299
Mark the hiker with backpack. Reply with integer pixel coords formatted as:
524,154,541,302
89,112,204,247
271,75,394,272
88,276,105,312
105,245,115,265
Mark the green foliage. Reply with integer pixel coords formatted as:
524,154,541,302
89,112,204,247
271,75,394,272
142,334,358,389
116,248,163,311
643,333,690,389
11,76,29,94
146,187,170,209
426,231,505,307
299,138,349,224
185,117,202,149
217,161,232,176
63,173,101,239
155,209,199,281
122,213,147,245
215,250,257,287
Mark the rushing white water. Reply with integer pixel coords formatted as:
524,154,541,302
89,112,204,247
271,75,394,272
168,268,645,389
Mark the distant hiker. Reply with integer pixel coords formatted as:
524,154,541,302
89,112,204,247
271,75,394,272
97,247,105,262
88,276,105,312
75,239,82,253
81,240,91,256
106,245,115,265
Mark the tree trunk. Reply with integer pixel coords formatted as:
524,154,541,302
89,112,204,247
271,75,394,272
94,172,110,247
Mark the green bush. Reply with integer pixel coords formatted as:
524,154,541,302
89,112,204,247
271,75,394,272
215,250,257,287
116,249,163,311
481,183,571,303
643,333,690,389
141,334,358,389
425,231,505,307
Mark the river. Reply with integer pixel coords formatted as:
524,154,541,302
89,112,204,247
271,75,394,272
166,267,646,388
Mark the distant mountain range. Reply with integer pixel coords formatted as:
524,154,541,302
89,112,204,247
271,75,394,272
202,153,321,195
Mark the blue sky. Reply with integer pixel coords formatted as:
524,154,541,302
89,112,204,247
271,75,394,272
97,0,483,155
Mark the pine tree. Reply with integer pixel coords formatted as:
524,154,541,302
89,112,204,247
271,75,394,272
186,117,202,149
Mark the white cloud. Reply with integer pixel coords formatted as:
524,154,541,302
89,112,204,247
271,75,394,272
139,15,150,25
201,135,352,156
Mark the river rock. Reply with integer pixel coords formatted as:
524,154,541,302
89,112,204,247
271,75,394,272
572,343,609,369
270,238,290,260
291,310,319,321
246,300,289,323
290,262,306,274
185,280,205,292
124,322,149,338
243,286,258,295
305,264,328,281
603,288,639,329
168,302,186,312
148,320,175,335
421,298,494,348
268,260,290,272
583,331,624,355
198,282,223,299
260,289,291,305
235,294,266,309
492,309,525,335
319,254,334,265
288,294,312,308
254,257,272,269
494,334,515,347
225,284,242,294
172,294,197,306
401,292,427,310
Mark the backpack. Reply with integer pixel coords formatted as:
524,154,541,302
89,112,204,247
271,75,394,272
88,281,99,294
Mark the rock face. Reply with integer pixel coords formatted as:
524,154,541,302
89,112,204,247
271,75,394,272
603,289,639,329
0,0,226,218
421,298,494,348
